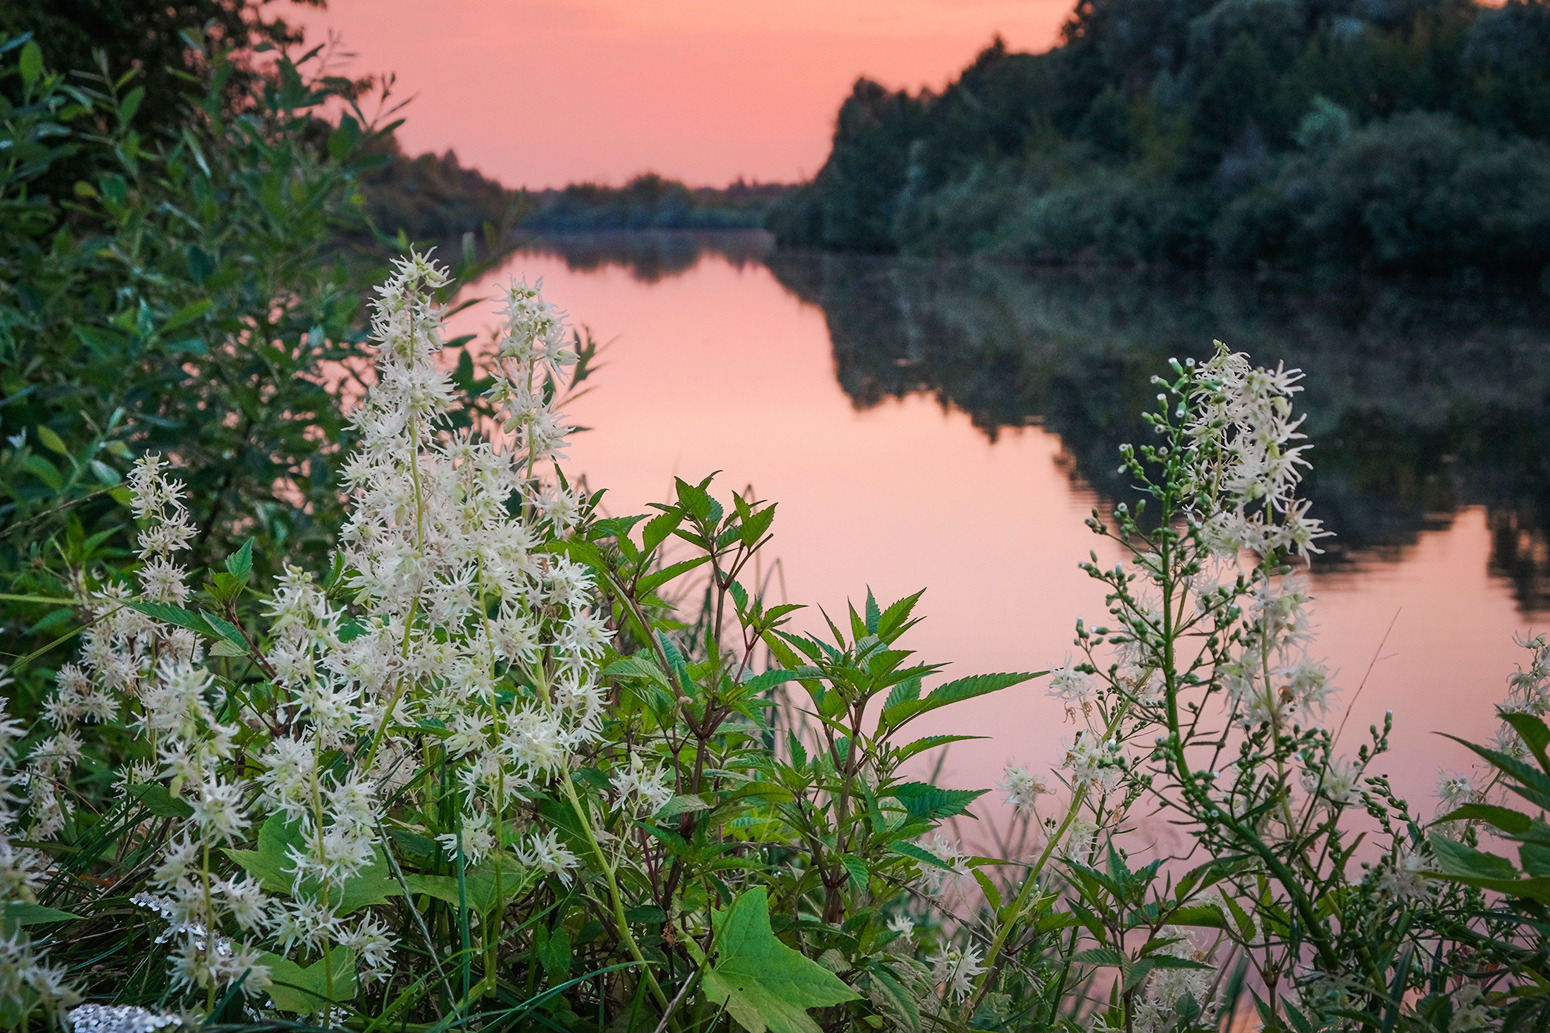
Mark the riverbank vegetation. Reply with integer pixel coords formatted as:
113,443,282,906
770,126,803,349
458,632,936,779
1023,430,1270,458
6,3,1550,1032
517,175,791,233
770,0,1550,277
6,248,1550,1031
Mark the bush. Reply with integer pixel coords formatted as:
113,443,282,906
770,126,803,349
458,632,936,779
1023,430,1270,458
1216,110,1550,272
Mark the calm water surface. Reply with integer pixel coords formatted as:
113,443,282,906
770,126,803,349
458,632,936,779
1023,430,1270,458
448,233,1550,836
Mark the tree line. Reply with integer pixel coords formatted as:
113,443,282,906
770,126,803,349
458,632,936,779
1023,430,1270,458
769,0,1550,276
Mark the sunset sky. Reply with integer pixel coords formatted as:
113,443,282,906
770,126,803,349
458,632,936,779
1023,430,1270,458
288,0,1074,188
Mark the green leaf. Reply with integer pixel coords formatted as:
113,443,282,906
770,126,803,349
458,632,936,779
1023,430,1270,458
536,924,571,983
35,425,69,457
604,654,671,687
22,454,62,490
972,867,1003,912
881,672,1036,730
1072,946,1130,972
19,42,42,89
894,735,982,763
1503,712,1550,773
1437,803,1532,836
261,945,356,1013
118,86,144,126
126,782,194,819
1428,833,1550,903
702,887,860,1033
889,782,986,822
1168,904,1227,930
642,508,682,553
228,814,396,913
200,609,247,649
739,504,776,548
403,861,534,914
125,600,214,636
225,538,254,581
839,854,869,890
327,114,360,161
2,902,80,926
658,794,711,818
637,554,710,595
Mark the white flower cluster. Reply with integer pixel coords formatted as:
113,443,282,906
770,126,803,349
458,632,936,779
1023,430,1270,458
9,252,609,1013
926,943,984,1005
1127,936,1217,1033
1184,343,1327,560
0,702,78,1018
998,762,1048,814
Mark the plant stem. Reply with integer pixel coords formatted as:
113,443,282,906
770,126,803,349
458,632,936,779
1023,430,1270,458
557,768,676,1025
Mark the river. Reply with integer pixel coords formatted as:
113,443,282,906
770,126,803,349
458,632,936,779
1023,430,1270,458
446,231,1550,840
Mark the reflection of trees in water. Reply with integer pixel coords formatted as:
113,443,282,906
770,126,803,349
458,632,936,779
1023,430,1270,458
766,252,1550,613
512,230,773,284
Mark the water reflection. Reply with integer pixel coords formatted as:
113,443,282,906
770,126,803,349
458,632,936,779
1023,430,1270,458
511,230,773,284
452,238,1550,825
765,253,1550,614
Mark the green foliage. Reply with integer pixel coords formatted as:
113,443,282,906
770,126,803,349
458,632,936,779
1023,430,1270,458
520,173,790,232
773,0,1550,275
356,136,526,242
700,888,860,1033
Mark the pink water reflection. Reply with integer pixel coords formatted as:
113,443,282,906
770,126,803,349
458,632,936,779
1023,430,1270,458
447,247,1544,832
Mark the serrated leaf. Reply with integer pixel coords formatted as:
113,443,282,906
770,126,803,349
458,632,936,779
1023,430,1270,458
889,782,986,821
125,599,213,635
881,671,1036,730
972,867,1003,912
1168,904,1227,929
225,538,254,580
604,654,670,687
740,669,807,694
200,609,247,649
894,734,981,763
637,554,710,595
1072,946,1130,971
209,639,246,657
864,965,921,1033
702,887,860,1033
1438,803,1532,836
740,504,776,548
888,841,952,869
642,508,682,553
839,854,869,889
658,794,712,818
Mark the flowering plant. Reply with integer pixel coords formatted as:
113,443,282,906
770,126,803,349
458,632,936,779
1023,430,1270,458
0,253,1036,1032
4,259,1548,1033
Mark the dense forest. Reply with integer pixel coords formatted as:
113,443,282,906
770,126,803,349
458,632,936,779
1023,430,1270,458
517,174,789,232
770,0,1550,276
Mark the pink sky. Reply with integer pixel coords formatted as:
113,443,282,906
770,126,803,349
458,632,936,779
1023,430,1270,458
288,0,1073,188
